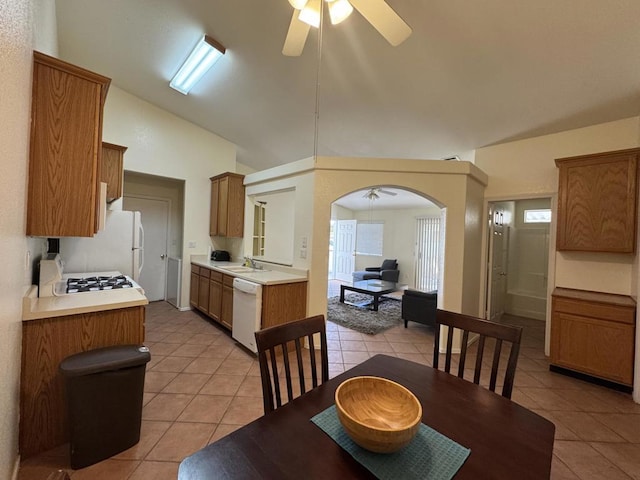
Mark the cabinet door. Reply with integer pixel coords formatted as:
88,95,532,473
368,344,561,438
190,271,199,307
198,275,210,313
218,176,230,237
552,311,634,385
221,275,234,329
101,142,127,202
210,178,220,236
556,149,638,253
27,52,110,237
209,278,222,321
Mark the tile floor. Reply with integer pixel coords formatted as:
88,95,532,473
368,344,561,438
18,292,640,480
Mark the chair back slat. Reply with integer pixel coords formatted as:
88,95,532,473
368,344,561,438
433,309,523,399
255,315,329,414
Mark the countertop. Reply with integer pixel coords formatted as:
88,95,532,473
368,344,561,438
22,285,149,321
190,255,307,285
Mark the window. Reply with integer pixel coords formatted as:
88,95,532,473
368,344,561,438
356,222,383,256
524,209,551,224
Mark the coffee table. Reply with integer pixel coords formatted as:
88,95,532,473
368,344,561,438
339,280,406,311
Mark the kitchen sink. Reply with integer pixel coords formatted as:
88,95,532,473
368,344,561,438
220,266,268,273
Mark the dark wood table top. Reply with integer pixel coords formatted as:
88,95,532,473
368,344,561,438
179,354,555,480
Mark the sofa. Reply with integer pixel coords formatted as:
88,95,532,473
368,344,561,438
401,289,437,328
352,259,400,283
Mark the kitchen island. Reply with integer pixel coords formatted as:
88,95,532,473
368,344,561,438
20,286,148,458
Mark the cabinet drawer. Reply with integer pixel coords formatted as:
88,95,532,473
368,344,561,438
191,264,200,275
552,297,634,324
223,275,235,287
199,267,211,279
210,270,223,282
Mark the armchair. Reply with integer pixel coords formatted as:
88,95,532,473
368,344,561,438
352,259,399,283
401,289,437,328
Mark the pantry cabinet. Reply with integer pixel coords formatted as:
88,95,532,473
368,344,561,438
555,148,639,253
101,142,127,202
550,288,635,387
210,172,245,237
27,51,111,237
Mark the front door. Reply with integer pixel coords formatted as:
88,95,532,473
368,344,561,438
334,220,357,282
486,206,508,321
123,196,169,301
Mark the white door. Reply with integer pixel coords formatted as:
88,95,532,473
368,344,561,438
334,220,357,282
123,196,170,301
486,206,508,321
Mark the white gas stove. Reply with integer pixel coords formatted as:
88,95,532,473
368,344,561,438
39,254,144,297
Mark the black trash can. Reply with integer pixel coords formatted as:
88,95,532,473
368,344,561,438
59,344,151,469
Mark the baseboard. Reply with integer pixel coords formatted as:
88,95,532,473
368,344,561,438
178,306,191,312
11,455,20,480
549,365,633,393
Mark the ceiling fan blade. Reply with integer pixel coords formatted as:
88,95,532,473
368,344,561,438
378,189,397,196
283,10,311,56
349,0,412,46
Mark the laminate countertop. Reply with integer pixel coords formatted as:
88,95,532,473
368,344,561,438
22,285,149,321
190,255,307,285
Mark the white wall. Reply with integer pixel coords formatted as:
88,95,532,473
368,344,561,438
352,206,441,287
476,116,640,296
0,0,57,476
102,86,237,309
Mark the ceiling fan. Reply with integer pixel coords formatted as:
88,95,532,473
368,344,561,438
363,187,398,200
283,0,412,56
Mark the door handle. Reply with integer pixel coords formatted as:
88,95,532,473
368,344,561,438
160,254,166,260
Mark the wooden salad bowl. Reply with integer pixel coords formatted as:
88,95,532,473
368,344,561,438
334,376,422,453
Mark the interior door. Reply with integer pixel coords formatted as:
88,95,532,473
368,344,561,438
486,206,508,321
123,196,170,301
334,220,357,282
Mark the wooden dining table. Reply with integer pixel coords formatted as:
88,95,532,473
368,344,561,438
179,354,555,479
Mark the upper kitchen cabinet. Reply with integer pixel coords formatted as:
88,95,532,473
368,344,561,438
101,142,127,202
210,172,245,237
26,51,110,237
555,148,639,253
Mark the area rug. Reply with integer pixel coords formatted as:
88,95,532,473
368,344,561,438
327,293,402,335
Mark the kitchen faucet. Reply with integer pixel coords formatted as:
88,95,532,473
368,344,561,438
244,257,262,269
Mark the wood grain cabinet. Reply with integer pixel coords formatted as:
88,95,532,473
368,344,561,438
27,51,111,237
550,288,636,387
20,306,145,458
190,263,307,334
101,142,127,202
555,148,639,253
210,172,245,237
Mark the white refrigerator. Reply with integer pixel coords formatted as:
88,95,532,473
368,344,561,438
60,210,144,281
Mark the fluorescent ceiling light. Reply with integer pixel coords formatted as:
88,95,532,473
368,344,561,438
169,35,225,95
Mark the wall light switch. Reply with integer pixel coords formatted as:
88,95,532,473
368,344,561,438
301,236,308,248
300,248,307,259
188,241,197,248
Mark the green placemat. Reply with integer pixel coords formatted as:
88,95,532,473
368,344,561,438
311,405,470,480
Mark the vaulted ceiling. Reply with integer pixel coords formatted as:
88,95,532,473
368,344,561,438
55,0,640,171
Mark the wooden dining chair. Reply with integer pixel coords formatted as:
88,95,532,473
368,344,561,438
433,309,523,399
254,315,329,414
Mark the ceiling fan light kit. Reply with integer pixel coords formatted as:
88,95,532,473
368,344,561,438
169,35,225,95
283,0,411,56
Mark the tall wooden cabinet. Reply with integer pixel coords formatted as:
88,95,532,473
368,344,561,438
101,142,127,202
555,148,639,253
27,51,111,237
550,288,635,387
210,172,245,237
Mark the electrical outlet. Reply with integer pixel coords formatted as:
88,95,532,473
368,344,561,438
300,248,307,259
188,241,197,248
301,236,307,248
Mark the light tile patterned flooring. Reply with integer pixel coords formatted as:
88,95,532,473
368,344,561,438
19,294,640,480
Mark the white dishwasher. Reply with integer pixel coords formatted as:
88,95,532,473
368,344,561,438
232,277,262,353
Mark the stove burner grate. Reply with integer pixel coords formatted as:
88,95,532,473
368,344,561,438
66,275,133,293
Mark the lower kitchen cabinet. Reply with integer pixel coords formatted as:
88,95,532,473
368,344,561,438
550,288,636,387
20,306,145,458
190,263,307,333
